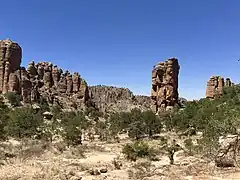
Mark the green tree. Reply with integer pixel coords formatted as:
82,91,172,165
6,106,43,138
142,110,162,137
5,92,20,106
122,141,155,161
62,111,87,146
127,109,145,140
0,97,10,139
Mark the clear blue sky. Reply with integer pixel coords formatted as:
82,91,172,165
1,0,240,100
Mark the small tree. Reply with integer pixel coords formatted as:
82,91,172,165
0,101,9,140
142,110,162,137
6,106,43,138
122,141,155,161
62,112,86,146
5,92,20,106
127,109,145,140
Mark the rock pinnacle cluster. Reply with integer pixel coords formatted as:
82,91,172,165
206,76,233,98
0,39,88,109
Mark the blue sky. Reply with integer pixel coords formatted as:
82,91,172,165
1,0,240,100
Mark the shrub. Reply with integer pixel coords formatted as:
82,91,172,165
62,112,86,146
128,160,157,180
122,141,155,161
142,110,162,137
5,92,20,106
5,106,43,138
0,97,9,140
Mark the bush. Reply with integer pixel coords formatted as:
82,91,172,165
5,92,20,106
5,106,43,138
62,112,87,146
142,110,162,137
0,97,9,140
108,108,163,140
122,141,155,161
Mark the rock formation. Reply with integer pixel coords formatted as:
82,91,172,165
151,58,180,113
89,85,151,113
0,39,89,110
0,39,22,93
206,76,233,98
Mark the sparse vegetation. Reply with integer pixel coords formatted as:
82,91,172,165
5,92,20,107
0,85,240,179
5,106,43,138
122,141,156,161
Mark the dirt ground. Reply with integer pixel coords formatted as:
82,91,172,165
0,136,240,180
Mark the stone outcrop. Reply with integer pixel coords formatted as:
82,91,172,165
0,39,22,93
89,85,151,113
206,76,233,98
0,39,89,110
215,135,240,167
151,58,180,113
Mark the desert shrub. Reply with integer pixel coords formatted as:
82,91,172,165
62,112,87,146
5,92,20,106
122,141,155,161
161,86,240,157
5,106,43,138
0,97,10,140
142,110,162,137
85,106,103,119
95,120,109,141
108,108,163,140
128,160,158,180
38,97,50,111
184,138,194,156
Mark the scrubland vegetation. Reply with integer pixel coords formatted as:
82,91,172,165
1,86,240,179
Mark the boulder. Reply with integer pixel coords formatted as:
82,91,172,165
215,135,240,167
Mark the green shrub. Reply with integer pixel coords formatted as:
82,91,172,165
5,92,20,106
0,97,9,140
5,106,43,138
122,141,155,161
62,112,86,146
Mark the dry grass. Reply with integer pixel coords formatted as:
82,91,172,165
1,135,240,180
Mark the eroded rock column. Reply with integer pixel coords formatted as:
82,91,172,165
206,76,233,98
0,39,22,93
151,58,180,113
151,58,180,112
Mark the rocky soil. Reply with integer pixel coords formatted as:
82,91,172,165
1,133,240,180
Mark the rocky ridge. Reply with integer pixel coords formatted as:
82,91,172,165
0,39,152,112
89,85,151,113
0,39,89,110
206,76,233,98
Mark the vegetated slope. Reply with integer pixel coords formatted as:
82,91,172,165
163,85,240,154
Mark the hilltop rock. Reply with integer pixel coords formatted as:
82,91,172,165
151,58,180,113
206,76,233,98
0,39,22,93
0,39,89,110
89,85,151,113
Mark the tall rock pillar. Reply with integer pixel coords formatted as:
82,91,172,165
0,39,22,93
151,58,180,113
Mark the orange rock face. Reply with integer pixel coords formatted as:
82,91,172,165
151,58,180,113
206,76,233,98
0,39,89,109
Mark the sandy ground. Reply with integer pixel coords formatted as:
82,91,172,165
0,137,240,180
